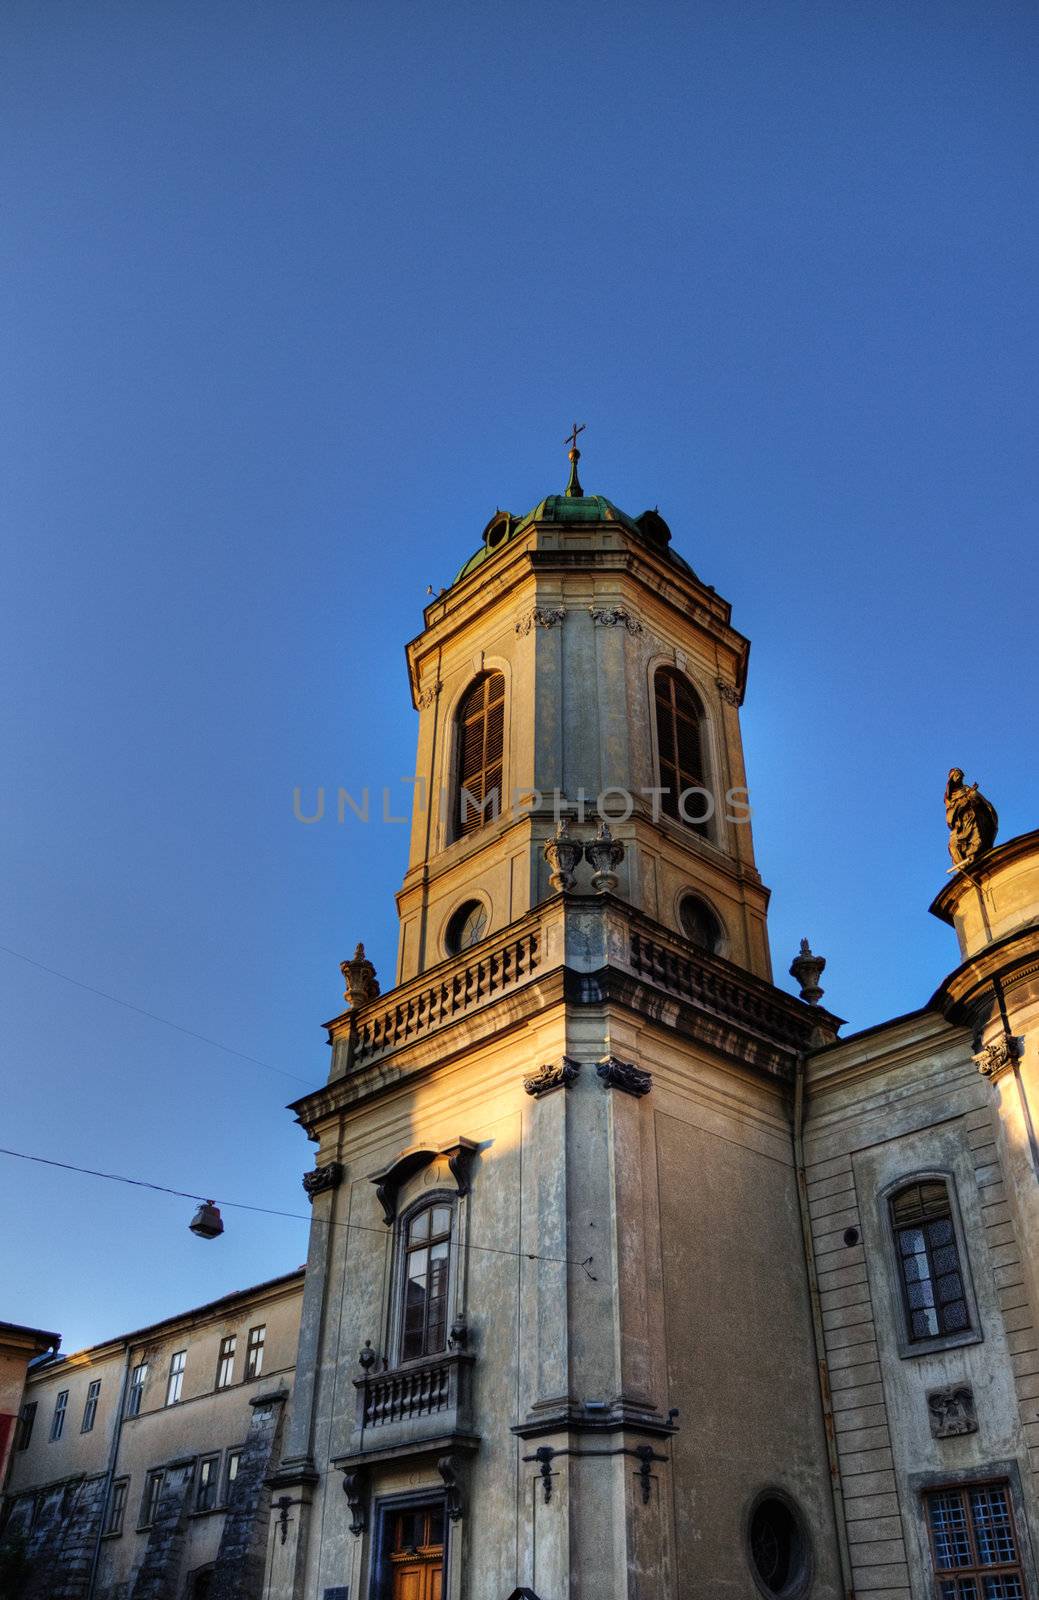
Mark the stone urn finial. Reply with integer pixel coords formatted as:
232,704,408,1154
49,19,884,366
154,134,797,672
585,821,625,894
789,938,826,1006
544,818,582,893
341,943,380,1007
944,768,999,870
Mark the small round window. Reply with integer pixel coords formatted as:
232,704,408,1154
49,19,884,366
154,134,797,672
679,894,723,954
748,1494,810,1599
445,899,488,955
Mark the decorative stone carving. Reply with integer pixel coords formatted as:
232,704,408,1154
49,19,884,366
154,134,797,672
437,1454,465,1522
789,939,826,1006
340,943,380,1007
516,607,566,636
369,1138,479,1225
715,677,740,707
589,607,643,634
417,679,442,708
584,822,625,893
927,1383,977,1438
596,1057,652,1097
945,768,999,869
302,1161,343,1201
973,1031,1023,1081
448,1319,469,1351
524,1057,580,1098
544,818,582,892
342,1469,368,1536
357,1340,376,1371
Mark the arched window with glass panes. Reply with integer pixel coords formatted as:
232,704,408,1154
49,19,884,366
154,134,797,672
653,668,709,833
399,1200,454,1363
454,672,505,840
889,1179,971,1342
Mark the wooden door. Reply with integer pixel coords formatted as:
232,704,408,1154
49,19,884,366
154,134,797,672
388,1505,444,1600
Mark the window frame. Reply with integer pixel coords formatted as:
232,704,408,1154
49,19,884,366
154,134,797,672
127,1361,148,1418
244,1325,265,1381
103,1476,129,1538
165,1349,186,1407
391,1194,457,1368
651,665,712,836
923,1477,1027,1597
223,1447,243,1503
15,1400,37,1451
215,1334,236,1390
677,891,726,956
881,1171,982,1360
195,1454,220,1514
81,1377,101,1433
50,1389,69,1442
451,670,506,844
139,1468,164,1530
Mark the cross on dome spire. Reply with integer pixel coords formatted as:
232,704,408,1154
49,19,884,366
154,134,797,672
564,421,586,497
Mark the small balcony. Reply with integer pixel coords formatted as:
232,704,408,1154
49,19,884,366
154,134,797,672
347,1350,477,1460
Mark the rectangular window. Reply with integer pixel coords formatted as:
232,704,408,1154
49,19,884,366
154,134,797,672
140,1469,164,1529
50,1390,69,1442
926,1481,1025,1597
216,1334,236,1389
244,1326,265,1380
195,1455,219,1513
127,1362,148,1417
104,1478,128,1537
891,1181,971,1342
224,1449,242,1502
15,1401,37,1451
81,1378,101,1433
165,1350,186,1407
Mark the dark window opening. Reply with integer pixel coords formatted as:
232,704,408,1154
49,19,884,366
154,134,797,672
445,900,488,955
401,1203,453,1363
890,1181,971,1342
749,1495,809,1598
654,668,708,832
679,894,723,953
455,672,505,839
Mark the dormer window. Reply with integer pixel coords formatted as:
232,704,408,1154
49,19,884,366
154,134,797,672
654,668,709,832
455,672,505,839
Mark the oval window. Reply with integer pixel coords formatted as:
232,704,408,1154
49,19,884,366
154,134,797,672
679,894,723,954
445,900,488,955
748,1495,810,1599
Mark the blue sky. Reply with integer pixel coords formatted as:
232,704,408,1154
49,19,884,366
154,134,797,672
2,0,1036,1351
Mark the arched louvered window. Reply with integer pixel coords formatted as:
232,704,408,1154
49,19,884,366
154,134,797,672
654,669,708,831
890,1180,971,1342
455,672,505,839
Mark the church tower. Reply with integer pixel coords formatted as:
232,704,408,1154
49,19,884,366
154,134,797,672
266,444,846,1600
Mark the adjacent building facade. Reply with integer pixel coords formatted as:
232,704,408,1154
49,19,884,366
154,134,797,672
2,1269,303,1599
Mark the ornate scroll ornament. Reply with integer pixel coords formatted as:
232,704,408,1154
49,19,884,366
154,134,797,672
369,1138,478,1226
437,1454,465,1522
589,607,643,634
584,821,625,893
927,1383,977,1438
340,943,380,1007
973,1031,1023,1081
596,1057,652,1097
516,607,566,636
544,818,582,892
524,1057,581,1098
417,679,442,709
342,1469,368,1536
715,677,740,707
302,1161,344,1201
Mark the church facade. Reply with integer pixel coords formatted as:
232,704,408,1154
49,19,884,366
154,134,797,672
260,447,1039,1600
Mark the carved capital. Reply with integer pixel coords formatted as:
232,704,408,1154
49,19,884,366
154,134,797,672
596,1057,652,1097
516,607,566,636
714,677,740,707
973,1032,1023,1081
302,1161,343,1202
524,1057,580,1098
589,607,643,634
417,679,442,709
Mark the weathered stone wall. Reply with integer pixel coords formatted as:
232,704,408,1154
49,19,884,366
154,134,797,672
1,1472,108,1600
209,1392,287,1600
128,1459,195,1600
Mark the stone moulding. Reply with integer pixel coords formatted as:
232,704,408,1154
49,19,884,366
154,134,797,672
596,1057,652,1097
524,1057,580,1097
589,606,643,634
973,1032,1023,1081
302,1161,344,1201
369,1138,478,1225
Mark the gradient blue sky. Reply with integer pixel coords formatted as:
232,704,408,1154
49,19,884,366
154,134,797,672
2,0,1037,1352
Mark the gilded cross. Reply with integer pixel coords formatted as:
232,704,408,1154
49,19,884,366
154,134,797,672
564,422,586,452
